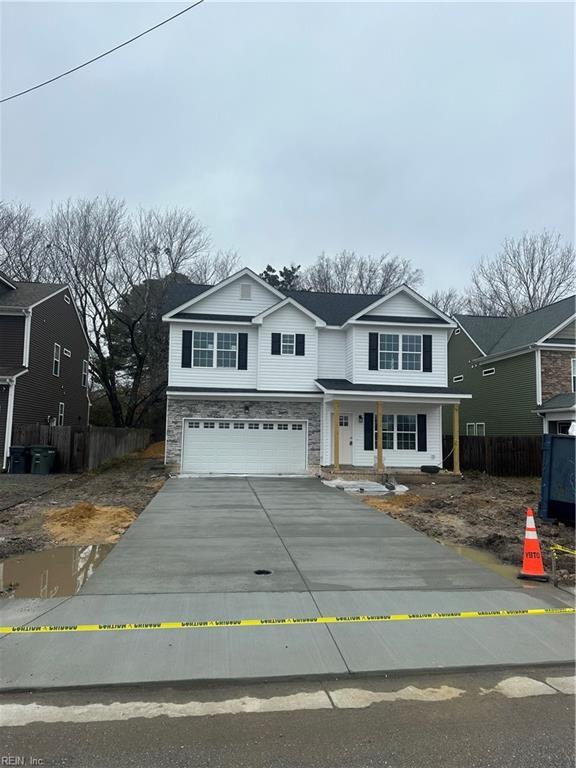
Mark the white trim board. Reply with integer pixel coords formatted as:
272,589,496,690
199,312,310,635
2,380,16,470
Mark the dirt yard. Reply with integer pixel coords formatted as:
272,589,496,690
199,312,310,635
364,474,575,586
0,442,167,560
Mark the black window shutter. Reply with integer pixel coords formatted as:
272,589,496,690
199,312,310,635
423,335,432,372
238,333,248,370
364,413,374,450
417,414,427,452
181,330,192,368
271,333,281,355
368,333,379,370
295,334,305,356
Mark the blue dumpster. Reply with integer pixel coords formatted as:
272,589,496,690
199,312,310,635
539,434,575,525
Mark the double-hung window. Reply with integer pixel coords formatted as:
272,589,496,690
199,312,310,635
53,344,61,377
396,415,417,450
379,334,422,371
401,335,422,370
375,414,395,449
572,359,576,392
281,333,295,355
379,334,399,369
82,359,89,388
193,332,214,367
216,333,237,368
57,402,65,427
192,332,237,368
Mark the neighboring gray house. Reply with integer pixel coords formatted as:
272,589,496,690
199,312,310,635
445,295,576,436
0,270,90,469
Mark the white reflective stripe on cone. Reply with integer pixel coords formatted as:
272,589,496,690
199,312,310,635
525,531,539,540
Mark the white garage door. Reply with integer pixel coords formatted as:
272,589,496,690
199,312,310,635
182,419,307,474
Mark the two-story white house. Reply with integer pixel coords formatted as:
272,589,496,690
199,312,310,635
162,268,469,475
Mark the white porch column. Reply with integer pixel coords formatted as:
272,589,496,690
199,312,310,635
376,400,384,472
332,399,340,470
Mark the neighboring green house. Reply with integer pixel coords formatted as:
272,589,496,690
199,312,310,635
445,295,576,436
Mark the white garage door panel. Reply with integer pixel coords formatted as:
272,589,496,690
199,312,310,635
182,420,307,474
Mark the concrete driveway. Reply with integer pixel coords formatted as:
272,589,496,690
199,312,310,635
82,477,512,594
1,478,573,689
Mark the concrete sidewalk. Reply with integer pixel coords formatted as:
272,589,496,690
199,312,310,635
1,477,574,690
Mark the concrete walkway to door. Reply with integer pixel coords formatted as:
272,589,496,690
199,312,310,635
1,478,573,689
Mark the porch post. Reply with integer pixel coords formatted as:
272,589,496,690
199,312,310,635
452,402,461,474
333,399,340,470
376,400,384,472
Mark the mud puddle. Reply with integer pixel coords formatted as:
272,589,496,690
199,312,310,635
443,542,520,581
0,544,114,598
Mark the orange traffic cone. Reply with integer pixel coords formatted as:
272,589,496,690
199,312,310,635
518,507,549,582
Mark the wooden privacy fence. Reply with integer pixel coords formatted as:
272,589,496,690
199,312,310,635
11,424,151,473
443,435,543,477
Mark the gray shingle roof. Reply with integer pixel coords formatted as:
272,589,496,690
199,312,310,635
455,295,576,356
163,281,440,326
0,281,66,309
284,290,380,325
162,282,212,315
315,378,468,395
537,393,576,412
0,366,27,378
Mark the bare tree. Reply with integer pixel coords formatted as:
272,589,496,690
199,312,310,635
467,231,576,316
0,202,47,281
427,288,467,316
190,249,240,284
41,198,211,426
301,251,423,293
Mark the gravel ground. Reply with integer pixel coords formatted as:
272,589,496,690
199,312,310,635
0,451,168,560
0,473,76,512
364,473,575,586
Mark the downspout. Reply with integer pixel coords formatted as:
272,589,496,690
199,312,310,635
2,379,15,470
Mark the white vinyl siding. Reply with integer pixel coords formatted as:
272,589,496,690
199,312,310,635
322,403,442,468
258,304,317,391
168,323,258,388
345,326,355,380
352,325,448,386
186,276,278,316
360,291,438,319
318,329,346,378
182,418,307,474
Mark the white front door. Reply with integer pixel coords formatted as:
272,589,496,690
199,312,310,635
338,413,353,464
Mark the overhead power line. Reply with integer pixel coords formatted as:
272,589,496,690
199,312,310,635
0,0,206,104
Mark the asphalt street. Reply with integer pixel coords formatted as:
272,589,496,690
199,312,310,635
2,666,574,768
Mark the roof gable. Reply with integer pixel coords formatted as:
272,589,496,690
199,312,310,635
252,297,326,326
162,268,284,319
347,285,454,326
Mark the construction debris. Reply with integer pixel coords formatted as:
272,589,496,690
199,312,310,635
322,478,409,495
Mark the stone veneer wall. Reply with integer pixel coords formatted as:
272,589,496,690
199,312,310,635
541,350,575,402
165,398,322,472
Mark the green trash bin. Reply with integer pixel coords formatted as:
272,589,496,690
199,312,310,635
30,445,54,475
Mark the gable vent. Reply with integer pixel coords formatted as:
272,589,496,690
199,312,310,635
240,283,251,300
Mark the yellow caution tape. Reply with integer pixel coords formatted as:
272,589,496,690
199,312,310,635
550,544,576,556
1,607,574,635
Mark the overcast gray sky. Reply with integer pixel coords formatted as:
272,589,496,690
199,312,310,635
1,1,573,291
